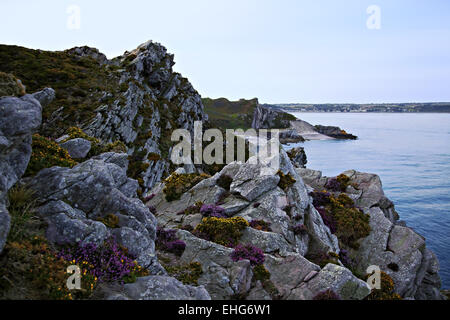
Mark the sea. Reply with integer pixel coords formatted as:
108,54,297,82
284,112,450,289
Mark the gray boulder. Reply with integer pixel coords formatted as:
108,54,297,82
0,89,49,252
60,138,92,159
95,275,211,300
28,154,163,274
230,162,280,202
292,264,370,300
176,230,254,300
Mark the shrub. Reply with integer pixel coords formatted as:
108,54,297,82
249,220,272,232
200,204,227,218
156,227,186,256
313,289,341,300
230,244,265,266
25,134,77,176
164,262,203,286
57,237,149,284
312,192,371,249
0,236,97,300
193,217,249,247
316,207,337,234
365,272,402,300
6,185,38,242
0,71,26,97
277,171,296,191
309,191,331,207
325,174,351,192
217,174,233,190
333,206,370,249
163,173,210,202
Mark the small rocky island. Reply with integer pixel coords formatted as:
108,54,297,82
0,41,445,300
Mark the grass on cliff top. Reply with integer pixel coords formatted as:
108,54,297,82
202,97,258,130
0,44,121,137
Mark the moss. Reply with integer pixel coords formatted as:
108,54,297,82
164,262,203,286
193,217,249,247
163,173,210,202
277,171,296,191
25,134,77,177
253,265,271,282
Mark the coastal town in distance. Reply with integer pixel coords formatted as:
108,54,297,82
271,102,450,113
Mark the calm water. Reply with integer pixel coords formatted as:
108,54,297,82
286,112,450,289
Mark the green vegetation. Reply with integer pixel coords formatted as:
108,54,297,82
0,71,26,97
63,127,126,158
365,272,402,300
277,170,296,191
0,185,95,300
163,262,203,286
202,97,258,130
163,173,210,202
193,217,249,247
0,236,97,300
25,134,77,177
0,45,122,137
329,194,371,249
253,264,271,282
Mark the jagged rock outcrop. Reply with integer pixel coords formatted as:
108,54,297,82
0,42,206,193
252,104,295,130
27,153,164,274
0,88,51,253
292,264,370,300
85,41,206,191
287,147,307,168
314,125,357,140
147,150,346,300
297,168,445,300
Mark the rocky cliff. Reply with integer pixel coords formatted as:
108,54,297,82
0,87,54,253
0,42,206,192
0,40,445,301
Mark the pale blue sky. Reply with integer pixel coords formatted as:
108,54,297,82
1,0,449,103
